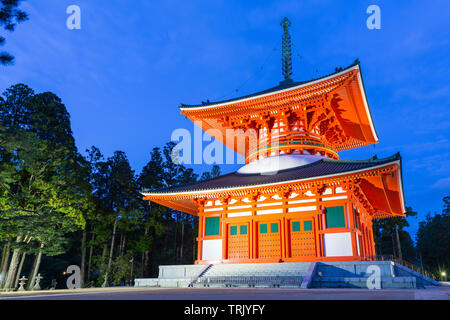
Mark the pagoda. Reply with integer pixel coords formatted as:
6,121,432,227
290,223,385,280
143,18,406,264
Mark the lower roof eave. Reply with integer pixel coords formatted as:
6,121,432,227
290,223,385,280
141,159,401,198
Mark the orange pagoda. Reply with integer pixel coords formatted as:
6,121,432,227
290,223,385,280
143,18,406,264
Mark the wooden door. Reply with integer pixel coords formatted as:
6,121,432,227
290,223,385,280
257,222,281,259
289,218,316,259
227,223,249,260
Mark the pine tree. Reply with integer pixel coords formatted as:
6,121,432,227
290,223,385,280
0,1,29,65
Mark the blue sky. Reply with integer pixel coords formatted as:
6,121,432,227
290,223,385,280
1,0,449,238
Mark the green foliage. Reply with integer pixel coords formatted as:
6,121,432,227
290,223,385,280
0,84,94,288
110,253,134,286
373,206,418,262
0,0,29,65
416,197,450,274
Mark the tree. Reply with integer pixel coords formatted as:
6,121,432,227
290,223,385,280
137,147,165,277
0,0,29,65
88,150,140,286
0,84,91,290
200,165,221,181
372,206,418,263
416,197,450,275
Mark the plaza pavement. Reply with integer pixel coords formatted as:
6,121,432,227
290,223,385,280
0,285,449,300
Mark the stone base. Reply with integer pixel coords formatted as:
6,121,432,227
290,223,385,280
134,261,439,290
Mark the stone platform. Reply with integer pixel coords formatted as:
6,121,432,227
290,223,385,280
134,261,439,289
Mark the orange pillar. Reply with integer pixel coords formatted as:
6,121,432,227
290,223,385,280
250,197,257,260
314,189,323,259
348,201,359,259
197,213,204,263
221,198,228,262
281,194,288,261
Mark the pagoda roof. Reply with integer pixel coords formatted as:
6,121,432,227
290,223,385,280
179,61,379,154
142,153,406,219
143,153,399,195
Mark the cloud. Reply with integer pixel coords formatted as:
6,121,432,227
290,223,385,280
407,152,450,175
432,177,450,189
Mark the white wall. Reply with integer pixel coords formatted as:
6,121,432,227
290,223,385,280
323,232,353,257
202,239,222,261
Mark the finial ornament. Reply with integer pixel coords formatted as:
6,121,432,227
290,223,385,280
281,17,293,81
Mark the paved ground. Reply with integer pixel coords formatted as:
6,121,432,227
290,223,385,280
0,285,449,300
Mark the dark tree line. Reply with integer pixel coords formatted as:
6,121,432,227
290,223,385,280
416,197,449,276
0,83,219,289
373,200,449,278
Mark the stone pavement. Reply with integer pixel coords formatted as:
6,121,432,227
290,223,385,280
0,285,449,300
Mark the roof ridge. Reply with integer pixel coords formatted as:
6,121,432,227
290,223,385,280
321,153,400,164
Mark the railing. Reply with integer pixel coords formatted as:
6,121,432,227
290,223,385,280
189,264,213,287
246,133,339,162
198,275,303,288
367,255,437,281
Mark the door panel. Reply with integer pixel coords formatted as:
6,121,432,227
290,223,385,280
227,223,249,260
290,218,316,259
258,222,281,259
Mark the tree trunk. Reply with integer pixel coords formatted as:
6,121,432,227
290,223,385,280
179,220,185,264
391,233,396,259
27,253,38,290
0,239,11,289
106,217,118,279
122,232,126,256
4,234,23,291
28,243,44,290
395,225,403,261
80,228,87,288
141,252,145,278
119,231,124,256
143,225,149,278
87,234,95,283
14,252,26,290
163,233,168,253
101,243,107,267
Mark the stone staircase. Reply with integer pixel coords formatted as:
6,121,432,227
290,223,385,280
193,262,311,288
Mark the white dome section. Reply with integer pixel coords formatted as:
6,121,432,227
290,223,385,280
237,154,325,175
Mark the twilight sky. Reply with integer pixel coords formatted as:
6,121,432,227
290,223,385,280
1,0,449,237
